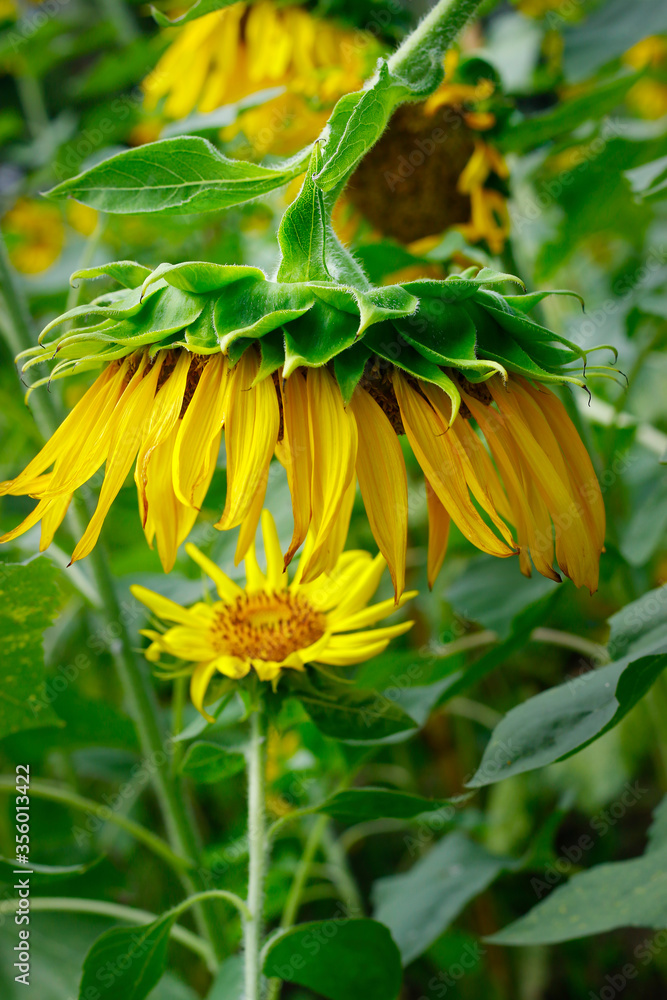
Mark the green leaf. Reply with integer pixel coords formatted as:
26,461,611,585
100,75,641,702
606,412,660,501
0,856,100,885
626,154,667,203
263,919,402,1000
78,914,176,1000
489,844,667,946
497,73,641,154
0,560,62,738
372,832,508,964
277,144,330,283
213,278,314,352
467,651,667,788
292,677,417,743
179,741,245,783
562,0,667,81
647,796,667,853
315,62,431,194
207,955,244,1000
47,137,310,215
70,262,153,289
314,788,457,824
151,0,239,26
608,585,667,660
283,299,358,375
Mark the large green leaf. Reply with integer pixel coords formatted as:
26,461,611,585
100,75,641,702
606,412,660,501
0,559,62,738
263,919,402,1000
372,832,508,964
608,585,667,660
78,914,176,1000
490,844,667,945
497,73,640,154
292,677,417,744
47,137,310,215
314,788,458,824
467,650,667,788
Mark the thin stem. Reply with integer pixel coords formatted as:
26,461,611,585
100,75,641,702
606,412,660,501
244,708,267,1000
0,776,191,872
171,675,187,776
98,0,140,44
0,897,216,971
387,0,484,85
0,240,226,961
266,814,328,1000
15,73,49,141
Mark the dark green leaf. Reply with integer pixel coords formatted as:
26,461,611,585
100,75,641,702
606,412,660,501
263,919,402,1000
608,585,667,660
78,914,176,1000
0,560,62,738
179,741,245,783
467,652,667,788
292,677,416,743
314,787,457,824
490,845,667,945
372,832,508,964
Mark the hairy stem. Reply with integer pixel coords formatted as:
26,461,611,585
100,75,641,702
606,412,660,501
387,0,484,85
244,709,267,1000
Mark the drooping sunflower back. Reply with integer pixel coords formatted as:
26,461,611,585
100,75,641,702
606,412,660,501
1,257,612,594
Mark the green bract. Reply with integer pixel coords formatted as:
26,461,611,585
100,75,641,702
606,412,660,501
21,257,611,415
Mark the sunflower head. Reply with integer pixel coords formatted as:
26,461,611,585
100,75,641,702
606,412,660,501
131,511,416,720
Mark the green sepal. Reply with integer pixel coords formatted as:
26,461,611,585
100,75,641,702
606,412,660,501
151,0,239,27
334,342,372,404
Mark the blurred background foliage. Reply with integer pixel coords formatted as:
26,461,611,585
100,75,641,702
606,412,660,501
0,0,666,997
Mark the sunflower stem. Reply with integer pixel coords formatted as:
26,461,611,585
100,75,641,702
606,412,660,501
97,0,140,44
387,0,484,86
244,707,267,1000
0,237,227,963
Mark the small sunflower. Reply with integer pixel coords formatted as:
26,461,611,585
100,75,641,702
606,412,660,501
131,510,416,719
143,1,381,155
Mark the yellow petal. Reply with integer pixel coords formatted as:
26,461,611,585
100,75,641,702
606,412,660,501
173,354,227,509
394,372,513,559
425,476,451,588
280,371,312,565
351,387,408,598
261,510,287,591
71,356,163,562
0,363,118,498
300,367,357,582
329,591,418,631
130,584,212,627
328,552,386,621
185,542,244,602
216,351,280,530
234,471,267,566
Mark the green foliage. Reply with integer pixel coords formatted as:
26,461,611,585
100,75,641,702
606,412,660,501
179,741,246,783
77,914,178,1000
372,832,509,963
263,919,403,1000
0,559,62,738
47,138,311,215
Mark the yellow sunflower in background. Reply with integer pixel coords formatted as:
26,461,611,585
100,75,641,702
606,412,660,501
1,342,605,596
1,198,98,274
338,49,510,255
131,510,416,718
623,36,667,120
143,1,382,155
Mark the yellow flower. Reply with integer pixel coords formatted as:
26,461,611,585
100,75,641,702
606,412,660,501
2,198,65,274
343,51,510,253
131,510,416,720
1,345,605,595
623,36,667,120
143,1,380,155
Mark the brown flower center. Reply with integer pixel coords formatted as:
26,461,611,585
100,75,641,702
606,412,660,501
210,592,326,662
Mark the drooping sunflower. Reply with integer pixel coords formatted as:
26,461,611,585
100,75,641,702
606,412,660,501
131,510,416,719
1,255,610,596
143,1,382,155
